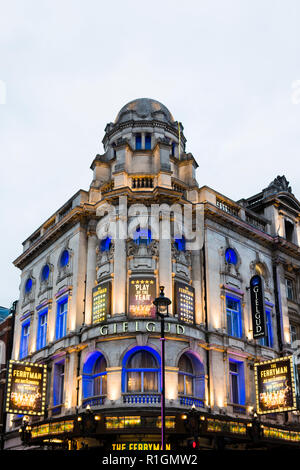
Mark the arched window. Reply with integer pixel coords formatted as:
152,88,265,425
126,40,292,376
133,227,152,246
178,353,205,399
100,236,112,252
60,249,69,268
225,248,238,265
41,264,50,282
82,352,107,399
24,278,32,294
125,350,159,393
178,354,194,395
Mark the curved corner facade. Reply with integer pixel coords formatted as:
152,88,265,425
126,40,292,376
5,99,300,450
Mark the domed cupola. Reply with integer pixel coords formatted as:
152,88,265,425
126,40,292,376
114,98,175,125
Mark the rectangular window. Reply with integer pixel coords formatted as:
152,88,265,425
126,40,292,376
36,310,48,350
56,298,68,340
290,323,300,345
229,360,245,405
20,321,30,359
145,134,151,150
53,361,65,406
286,279,295,301
226,296,242,338
259,310,273,348
135,133,142,150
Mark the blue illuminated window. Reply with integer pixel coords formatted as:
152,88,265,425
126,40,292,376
259,310,273,348
25,278,32,294
60,250,69,268
55,298,68,340
36,310,48,350
100,236,112,252
125,350,159,393
145,134,151,150
175,235,186,251
82,353,107,399
41,264,50,281
225,248,238,265
135,133,142,150
133,227,152,246
229,360,245,405
226,296,242,338
178,354,194,396
20,321,30,359
53,360,65,406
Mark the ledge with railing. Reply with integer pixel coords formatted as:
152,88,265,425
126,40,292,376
131,176,154,189
122,392,161,405
82,395,106,408
179,395,205,408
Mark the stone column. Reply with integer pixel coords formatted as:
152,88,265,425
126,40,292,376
85,225,98,326
113,237,127,315
191,250,202,325
106,367,122,402
159,216,173,314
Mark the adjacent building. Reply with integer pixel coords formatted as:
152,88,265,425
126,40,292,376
4,98,300,450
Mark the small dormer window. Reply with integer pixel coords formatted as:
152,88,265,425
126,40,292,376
145,134,151,150
135,134,142,150
41,264,50,281
284,219,294,243
60,249,69,268
225,248,238,265
25,278,32,294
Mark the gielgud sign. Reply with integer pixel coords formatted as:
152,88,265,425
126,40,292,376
250,274,266,339
6,360,47,416
254,356,298,414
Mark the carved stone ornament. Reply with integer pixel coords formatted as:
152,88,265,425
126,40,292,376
268,175,292,194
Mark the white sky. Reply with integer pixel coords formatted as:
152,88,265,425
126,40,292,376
1,0,300,307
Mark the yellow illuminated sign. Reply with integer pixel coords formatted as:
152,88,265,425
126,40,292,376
6,360,47,416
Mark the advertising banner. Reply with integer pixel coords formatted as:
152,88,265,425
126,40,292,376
92,282,111,324
129,277,156,318
6,360,47,416
254,356,297,414
175,282,195,324
250,274,267,339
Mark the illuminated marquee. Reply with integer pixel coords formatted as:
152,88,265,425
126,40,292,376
129,277,156,318
6,360,47,416
254,356,298,414
92,282,111,324
175,282,195,324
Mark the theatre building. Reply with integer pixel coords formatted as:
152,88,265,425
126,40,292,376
4,98,300,450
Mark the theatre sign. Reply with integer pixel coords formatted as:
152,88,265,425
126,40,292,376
5,360,47,416
254,356,298,415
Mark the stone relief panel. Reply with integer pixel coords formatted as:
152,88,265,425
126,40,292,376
96,241,114,281
171,242,191,281
127,239,158,272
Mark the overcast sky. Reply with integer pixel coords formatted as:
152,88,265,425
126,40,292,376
1,0,300,307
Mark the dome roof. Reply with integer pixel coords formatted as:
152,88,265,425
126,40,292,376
114,98,175,125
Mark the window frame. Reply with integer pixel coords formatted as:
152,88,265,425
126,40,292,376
226,295,243,339
229,359,245,405
36,309,48,350
55,297,68,340
124,349,160,394
259,309,273,348
20,320,30,359
53,360,65,406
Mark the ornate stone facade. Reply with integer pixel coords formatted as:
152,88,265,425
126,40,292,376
5,99,300,450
